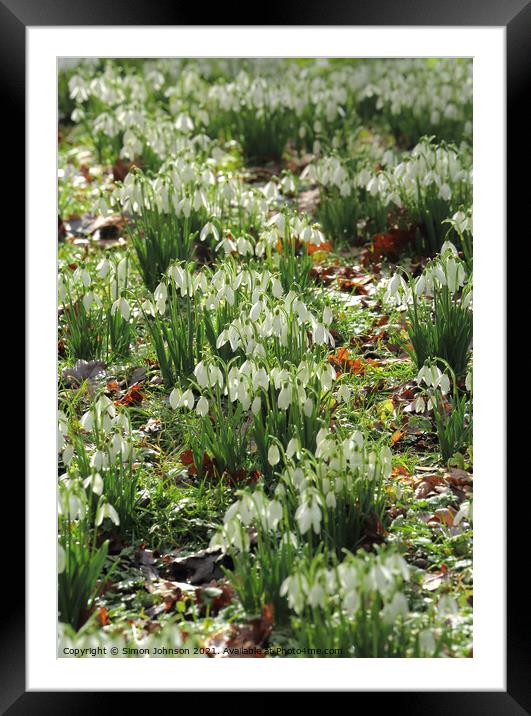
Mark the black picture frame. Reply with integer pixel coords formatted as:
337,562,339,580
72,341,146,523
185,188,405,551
5,0,524,710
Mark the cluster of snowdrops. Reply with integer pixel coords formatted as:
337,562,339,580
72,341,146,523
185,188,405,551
58,58,473,657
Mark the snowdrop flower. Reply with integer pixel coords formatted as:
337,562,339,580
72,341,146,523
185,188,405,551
96,259,111,278
83,473,104,496
438,594,458,617
80,411,94,431
200,222,219,243
280,574,307,615
169,387,182,410
336,383,351,403
267,444,281,467
62,444,74,465
196,396,209,417
262,181,279,202
251,395,262,415
320,363,336,391
95,500,120,527
326,491,337,508
295,496,322,535
178,389,195,410
194,362,209,389
286,437,300,460
307,582,326,609
303,397,314,417
415,395,426,413
252,366,269,391
278,384,292,410
382,592,409,624
111,297,130,321
453,500,472,526
175,113,194,133
437,373,451,395
418,629,436,655
271,278,283,299
267,500,283,529
342,588,360,615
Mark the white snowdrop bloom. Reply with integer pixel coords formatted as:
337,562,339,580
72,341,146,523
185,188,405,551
438,373,451,395
453,500,472,526
342,589,360,615
384,273,401,302
96,259,111,278
292,299,309,322
382,592,409,625
271,278,283,299
208,365,223,389
111,297,131,321
262,181,279,201
251,395,262,416
178,389,195,410
169,387,181,410
200,222,219,243
308,582,326,609
438,594,458,617
223,285,235,306
465,371,472,392
62,445,74,465
193,362,208,389
322,306,333,326
236,236,253,256
415,395,426,413
295,501,312,535
320,363,336,390
312,322,328,345
82,291,95,312
326,491,337,508
175,113,194,133
96,501,120,527
68,75,89,101
249,301,262,321
367,175,381,196
280,575,307,615
90,450,105,471
216,236,236,254
155,294,166,315
286,437,300,460
83,473,104,496
370,563,392,595
441,240,459,256
303,397,314,417
267,500,283,529
267,212,285,234
278,385,292,410
336,383,351,403
418,629,436,655
415,274,426,296
196,396,209,417
267,444,281,466
429,364,442,387
380,445,393,477
215,329,228,350
280,174,296,193
80,411,94,431
416,365,430,386
252,366,269,391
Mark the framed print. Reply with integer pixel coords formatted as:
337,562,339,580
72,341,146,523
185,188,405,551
5,0,525,708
